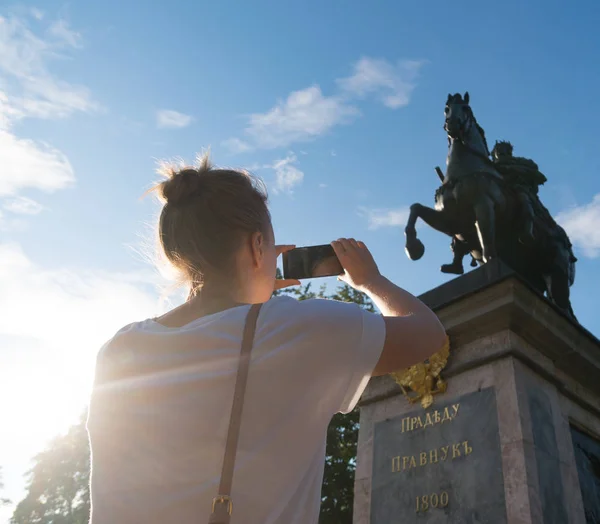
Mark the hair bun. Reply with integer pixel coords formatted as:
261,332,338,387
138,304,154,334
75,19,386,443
159,168,204,206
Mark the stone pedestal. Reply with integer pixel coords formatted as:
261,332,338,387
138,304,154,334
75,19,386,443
354,260,600,523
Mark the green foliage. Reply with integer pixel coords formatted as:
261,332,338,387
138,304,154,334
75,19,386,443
11,277,371,524
11,413,90,524
319,410,359,524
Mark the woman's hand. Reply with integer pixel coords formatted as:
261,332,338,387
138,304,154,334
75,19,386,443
274,245,300,291
331,238,381,291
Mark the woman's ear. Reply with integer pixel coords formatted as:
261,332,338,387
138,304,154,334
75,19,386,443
250,231,264,267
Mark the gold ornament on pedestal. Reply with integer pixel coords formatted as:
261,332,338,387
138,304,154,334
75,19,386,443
391,336,450,409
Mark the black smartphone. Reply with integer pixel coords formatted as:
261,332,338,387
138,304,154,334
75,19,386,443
282,244,344,280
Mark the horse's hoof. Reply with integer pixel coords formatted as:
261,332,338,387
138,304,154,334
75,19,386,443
441,263,464,275
405,238,425,260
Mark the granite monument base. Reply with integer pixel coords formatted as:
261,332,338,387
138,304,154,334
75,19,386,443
354,260,600,523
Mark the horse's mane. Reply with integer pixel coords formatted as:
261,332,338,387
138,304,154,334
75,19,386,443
466,106,490,156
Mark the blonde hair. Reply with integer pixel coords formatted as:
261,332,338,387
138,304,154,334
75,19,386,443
147,152,271,297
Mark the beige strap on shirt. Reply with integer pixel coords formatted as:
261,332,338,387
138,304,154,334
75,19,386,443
209,303,262,524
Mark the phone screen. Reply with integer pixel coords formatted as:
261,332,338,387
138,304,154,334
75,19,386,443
282,244,344,280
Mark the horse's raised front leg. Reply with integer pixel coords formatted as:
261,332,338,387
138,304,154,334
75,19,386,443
473,197,497,263
404,203,456,261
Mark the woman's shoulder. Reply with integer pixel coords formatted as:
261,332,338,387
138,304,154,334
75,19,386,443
95,321,146,360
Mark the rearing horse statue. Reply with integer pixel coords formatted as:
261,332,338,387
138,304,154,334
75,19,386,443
404,92,577,319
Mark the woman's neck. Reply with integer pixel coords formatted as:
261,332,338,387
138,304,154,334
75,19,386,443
191,289,243,314
155,286,244,328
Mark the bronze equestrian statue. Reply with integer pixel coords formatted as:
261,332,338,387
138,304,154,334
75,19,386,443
404,92,577,319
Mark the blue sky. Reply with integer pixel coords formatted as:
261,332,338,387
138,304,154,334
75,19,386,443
1,0,600,519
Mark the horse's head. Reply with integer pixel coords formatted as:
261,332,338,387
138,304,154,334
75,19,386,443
444,91,472,139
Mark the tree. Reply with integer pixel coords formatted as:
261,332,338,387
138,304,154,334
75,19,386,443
11,413,90,524
12,277,370,523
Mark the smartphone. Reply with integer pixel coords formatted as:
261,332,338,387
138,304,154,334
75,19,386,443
282,244,344,280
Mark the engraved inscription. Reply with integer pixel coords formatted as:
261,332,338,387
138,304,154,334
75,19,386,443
391,440,472,472
400,403,460,432
415,491,450,513
371,388,507,523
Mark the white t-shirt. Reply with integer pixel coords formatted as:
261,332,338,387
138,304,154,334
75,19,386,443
87,295,386,524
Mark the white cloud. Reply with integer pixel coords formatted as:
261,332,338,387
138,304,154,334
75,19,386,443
226,56,423,151
222,137,253,154
15,83,96,119
30,8,44,20
244,85,359,149
47,19,82,48
557,194,600,257
3,196,44,214
156,109,193,129
0,13,95,199
359,206,410,230
338,57,424,109
0,13,99,119
268,153,304,194
0,128,74,196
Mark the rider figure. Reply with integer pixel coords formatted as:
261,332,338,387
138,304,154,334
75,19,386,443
440,140,548,275
491,140,547,246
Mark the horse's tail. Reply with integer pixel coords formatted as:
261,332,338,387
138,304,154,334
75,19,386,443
557,223,577,287
530,204,577,287
567,300,577,322
554,231,577,287
568,249,577,287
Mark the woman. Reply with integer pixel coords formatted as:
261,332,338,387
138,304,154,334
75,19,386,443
86,154,446,524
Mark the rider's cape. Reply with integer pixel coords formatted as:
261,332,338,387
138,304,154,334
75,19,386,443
494,156,548,189
493,156,565,238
